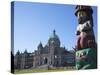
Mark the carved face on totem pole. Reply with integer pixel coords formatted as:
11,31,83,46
75,5,97,69
77,11,88,24
75,5,95,49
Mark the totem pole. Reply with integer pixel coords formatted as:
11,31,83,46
75,5,97,69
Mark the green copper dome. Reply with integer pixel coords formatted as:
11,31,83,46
48,30,60,47
50,29,59,39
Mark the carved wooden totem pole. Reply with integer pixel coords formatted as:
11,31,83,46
75,5,97,69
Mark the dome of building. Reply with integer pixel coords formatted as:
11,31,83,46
50,30,59,39
48,30,60,47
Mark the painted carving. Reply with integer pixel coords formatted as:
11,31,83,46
75,5,97,69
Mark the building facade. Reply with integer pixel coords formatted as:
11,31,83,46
14,30,75,69
14,50,34,69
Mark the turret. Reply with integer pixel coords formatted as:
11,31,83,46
37,42,43,54
16,50,20,55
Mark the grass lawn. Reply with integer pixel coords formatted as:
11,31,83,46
14,67,76,74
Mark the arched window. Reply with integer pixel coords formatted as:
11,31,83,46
44,58,48,64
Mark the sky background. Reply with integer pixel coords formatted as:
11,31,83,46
13,1,97,54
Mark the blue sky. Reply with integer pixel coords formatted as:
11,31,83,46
13,1,97,54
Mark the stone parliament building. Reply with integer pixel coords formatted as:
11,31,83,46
14,30,75,69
